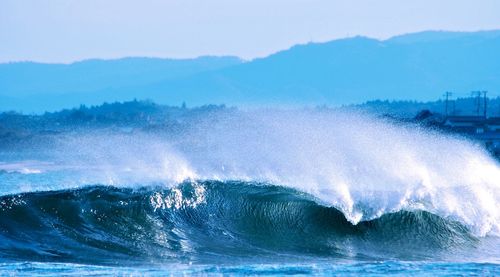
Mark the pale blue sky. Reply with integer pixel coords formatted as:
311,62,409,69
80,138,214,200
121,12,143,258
1,0,500,63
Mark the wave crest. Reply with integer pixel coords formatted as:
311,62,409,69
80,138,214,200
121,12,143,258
0,181,482,264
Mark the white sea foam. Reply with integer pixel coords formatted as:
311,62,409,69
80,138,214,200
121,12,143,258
2,109,499,236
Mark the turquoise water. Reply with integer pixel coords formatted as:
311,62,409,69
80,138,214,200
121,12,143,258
1,262,499,276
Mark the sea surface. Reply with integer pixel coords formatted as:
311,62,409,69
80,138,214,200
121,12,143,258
0,110,499,275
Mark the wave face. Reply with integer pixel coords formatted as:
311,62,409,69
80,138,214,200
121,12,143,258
0,181,484,265
0,109,499,265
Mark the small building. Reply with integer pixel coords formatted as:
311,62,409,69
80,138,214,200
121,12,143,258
443,116,500,158
443,116,486,134
486,117,500,132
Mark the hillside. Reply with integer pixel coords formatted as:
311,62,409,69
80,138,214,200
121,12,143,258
1,30,499,112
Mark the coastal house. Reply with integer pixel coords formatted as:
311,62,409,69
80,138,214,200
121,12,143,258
443,116,500,157
486,117,500,132
443,116,486,134
444,116,500,133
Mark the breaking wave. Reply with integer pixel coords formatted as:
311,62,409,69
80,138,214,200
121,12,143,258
0,181,481,265
0,109,499,265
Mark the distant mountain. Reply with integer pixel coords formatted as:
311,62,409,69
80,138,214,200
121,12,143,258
151,30,499,106
0,57,242,111
1,30,500,112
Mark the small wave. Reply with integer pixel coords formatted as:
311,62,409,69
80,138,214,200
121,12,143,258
0,181,484,265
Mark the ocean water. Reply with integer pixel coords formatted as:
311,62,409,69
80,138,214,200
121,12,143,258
0,110,499,275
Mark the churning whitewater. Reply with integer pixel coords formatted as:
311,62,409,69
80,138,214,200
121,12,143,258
0,109,499,265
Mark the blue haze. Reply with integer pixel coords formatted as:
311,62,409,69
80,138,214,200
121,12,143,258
1,30,500,112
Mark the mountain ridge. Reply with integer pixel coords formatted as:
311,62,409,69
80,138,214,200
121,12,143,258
1,30,499,112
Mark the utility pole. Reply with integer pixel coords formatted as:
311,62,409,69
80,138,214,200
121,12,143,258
482,91,488,118
444,91,452,116
471,91,482,116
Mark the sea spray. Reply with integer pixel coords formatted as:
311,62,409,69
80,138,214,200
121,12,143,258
1,109,499,237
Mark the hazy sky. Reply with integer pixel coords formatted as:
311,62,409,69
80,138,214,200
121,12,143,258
1,0,500,63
